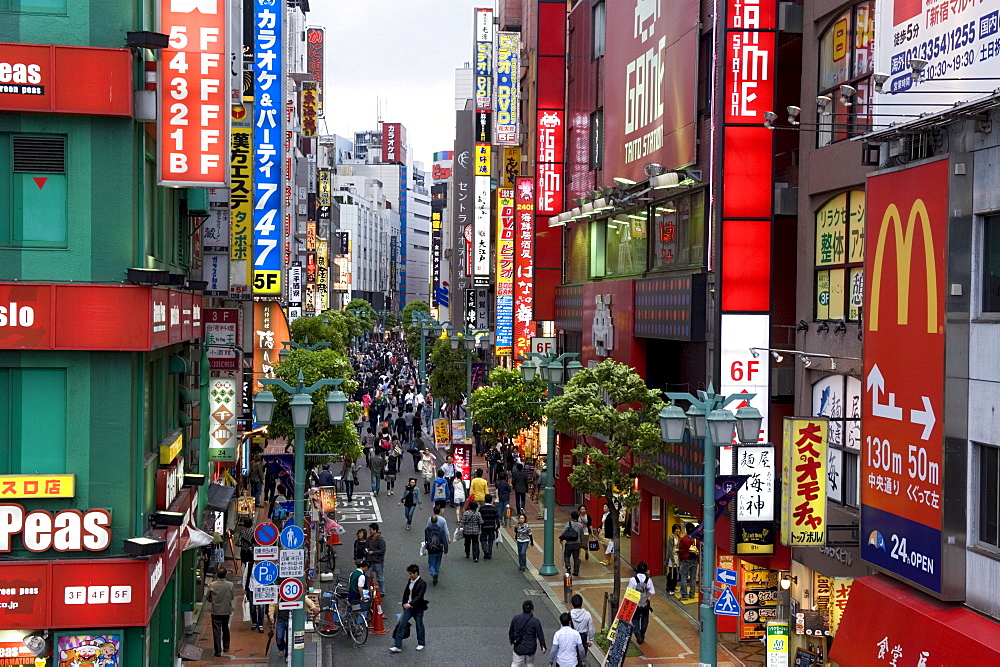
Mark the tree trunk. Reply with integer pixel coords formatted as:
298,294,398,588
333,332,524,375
608,490,622,611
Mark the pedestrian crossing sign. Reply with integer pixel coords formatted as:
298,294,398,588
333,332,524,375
714,585,740,616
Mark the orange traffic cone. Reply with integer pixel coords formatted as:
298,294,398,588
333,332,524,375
370,586,389,635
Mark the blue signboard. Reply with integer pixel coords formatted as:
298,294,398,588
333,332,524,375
280,524,305,550
399,166,407,305
716,568,737,587
714,586,740,616
861,505,941,593
252,560,279,586
493,32,520,144
252,0,283,295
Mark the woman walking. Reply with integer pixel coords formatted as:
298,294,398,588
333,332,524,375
418,449,435,494
459,501,483,562
353,528,369,564
398,478,423,529
385,452,399,496
515,513,533,572
451,470,467,524
341,456,358,504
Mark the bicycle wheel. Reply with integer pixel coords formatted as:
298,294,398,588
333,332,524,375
348,612,369,645
314,609,341,638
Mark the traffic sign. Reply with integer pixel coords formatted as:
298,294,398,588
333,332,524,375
280,524,305,550
716,567,738,587
254,545,279,561
278,600,304,610
252,561,279,586
253,584,278,605
279,548,305,578
279,578,303,602
715,585,740,616
254,522,279,546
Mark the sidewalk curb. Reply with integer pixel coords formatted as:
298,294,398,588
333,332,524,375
498,525,607,666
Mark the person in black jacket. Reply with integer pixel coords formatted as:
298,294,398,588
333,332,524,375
509,599,547,664
479,494,500,559
511,464,529,515
389,564,428,653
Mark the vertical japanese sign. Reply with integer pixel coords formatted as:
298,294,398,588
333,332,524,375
513,177,536,360
536,110,564,215
474,7,493,111
399,165,408,303
204,308,240,371
781,418,828,546
495,188,515,356
503,147,521,188
300,81,317,137
159,0,228,187
230,119,253,295
861,159,948,594
252,0,282,295
382,122,406,164
316,239,329,312
209,377,238,461
828,578,853,635
735,445,775,555
473,176,491,282
494,32,520,144
431,209,443,307
305,27,324,117
253,301,289,393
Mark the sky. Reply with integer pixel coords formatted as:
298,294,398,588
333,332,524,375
311,0,479,167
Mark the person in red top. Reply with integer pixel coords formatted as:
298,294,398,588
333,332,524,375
677,522,699,600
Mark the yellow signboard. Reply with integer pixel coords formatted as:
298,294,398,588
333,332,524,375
0,474,75,498
780,418,828,547
160,432,183,465
606,587,641,642
433,419,450,448
475,144,491,176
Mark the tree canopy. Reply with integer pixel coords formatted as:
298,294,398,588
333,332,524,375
267,348,362,462
289,313,350,351
546,358,667,604
427,336,468,407
469,367,545,445
345,298,377,335
401,300,431,357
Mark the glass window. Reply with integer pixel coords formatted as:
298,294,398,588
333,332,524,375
977,442,1000,550
604,211,646,277
817,1,876,146
589,219,606,278
815,191,865,321
0,0,67,13
813,375,861,507
592,1,606,58
651,190,705,270
982,215,1000,313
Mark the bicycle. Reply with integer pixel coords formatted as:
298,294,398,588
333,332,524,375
314,581,369,646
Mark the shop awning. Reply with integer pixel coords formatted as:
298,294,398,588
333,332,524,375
829,575,1000,665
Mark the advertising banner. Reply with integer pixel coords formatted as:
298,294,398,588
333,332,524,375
316,239,329,312
288,263,302,307
474,7,493,111
502,147,521,188
536,109,564,215
874,0,999,118
209,378,238,461
305,27,324,117
781,418,828,546
203,253,230,296
494,32,520,144
0,474,74,498
300,81,317,137
204,308,240,370
382,122,406,165
230,122,253,277
158,0,228,187
253,301,290,394
735,446,776,556
719,313,770,441
252,0,283,295
455,111,475,280
433,418,450,449
431,208,443,306
513,178,536,360
602,0,698,182
0,43,131,116
473,175,491,279
495,188,515,356
861,159,948,594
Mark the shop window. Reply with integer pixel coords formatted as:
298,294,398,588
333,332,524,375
0,368,68,474
812,375,861,507
650,190,705,271
816,1,875,146
604,211,646,277
815,191,865,321
565,221,590,283
981,215,1000,314
0,134,68,248
0,0,67,13
589,109,603,171
592,1,606,58
976,442,1000,551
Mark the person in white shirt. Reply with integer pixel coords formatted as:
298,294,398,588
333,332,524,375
549,612,584,667
626,561,656,644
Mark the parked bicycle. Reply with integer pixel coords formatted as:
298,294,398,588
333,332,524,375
314,580,369,645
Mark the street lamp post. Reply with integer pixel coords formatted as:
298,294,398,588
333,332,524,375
519,352,583,577
252,371,350,667
658,386,762,667
449,328,490,437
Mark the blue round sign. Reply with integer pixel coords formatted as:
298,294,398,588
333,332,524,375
254,522,279,546
280,524,305,550
252,561,279,586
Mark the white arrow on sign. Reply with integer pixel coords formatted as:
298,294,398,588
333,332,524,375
867,364,903,421
909,395,936,440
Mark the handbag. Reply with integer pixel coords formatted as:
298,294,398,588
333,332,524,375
392,621,412,638
242,595,251,622
588,539,600,551
454,525,464,541
419,540,428,556
559,523,581,543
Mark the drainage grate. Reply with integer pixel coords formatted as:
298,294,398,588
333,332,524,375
523,589,547,596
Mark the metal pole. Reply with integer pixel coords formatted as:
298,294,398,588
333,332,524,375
465,347,473,436
292,421,306,667
419,326,427,393
700,430,717,667
540,374,558,576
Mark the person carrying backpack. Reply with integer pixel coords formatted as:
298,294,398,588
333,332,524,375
424,514,449,586
627,561,656,645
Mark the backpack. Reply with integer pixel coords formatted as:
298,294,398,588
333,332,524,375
379,438,392,451
426,525,444,553
631,574,651,608
433,480,448,501
560,522,582,545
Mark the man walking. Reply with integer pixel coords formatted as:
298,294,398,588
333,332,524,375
559,511,586,577
496,473,512,527
549,612,585,667
370,451,386,496
626,561,655,644
678,522,699,599
424,513,448,585
367,523,387,593
469,468,489,504
206,567,234,657
459,501,483,562
509,600,547,666
441,454,456,483
389,564,428,653
479,493,500,560
317,463,336,487
511,464,529,515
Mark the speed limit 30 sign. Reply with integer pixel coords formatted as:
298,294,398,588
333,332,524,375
279,578,303,602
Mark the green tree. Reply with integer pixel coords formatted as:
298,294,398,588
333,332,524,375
427,336,467,408
545,359,667,606
401,300,431,356
289,314,350,351
382,311,399,329
345,298,377,334
268,348,362,462
469,367,545,446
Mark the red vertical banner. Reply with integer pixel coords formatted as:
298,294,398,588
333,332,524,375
514,177,536,361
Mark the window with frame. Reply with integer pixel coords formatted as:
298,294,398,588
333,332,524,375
981,214,1000,314
650,190,706,270
604,210,646,277
0,0,67,13
592,1,606,58
589,109,603,170
812,375,861,507
815,190,865,321
816,1,875,146
0,134,68,248
977,442,1000,550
